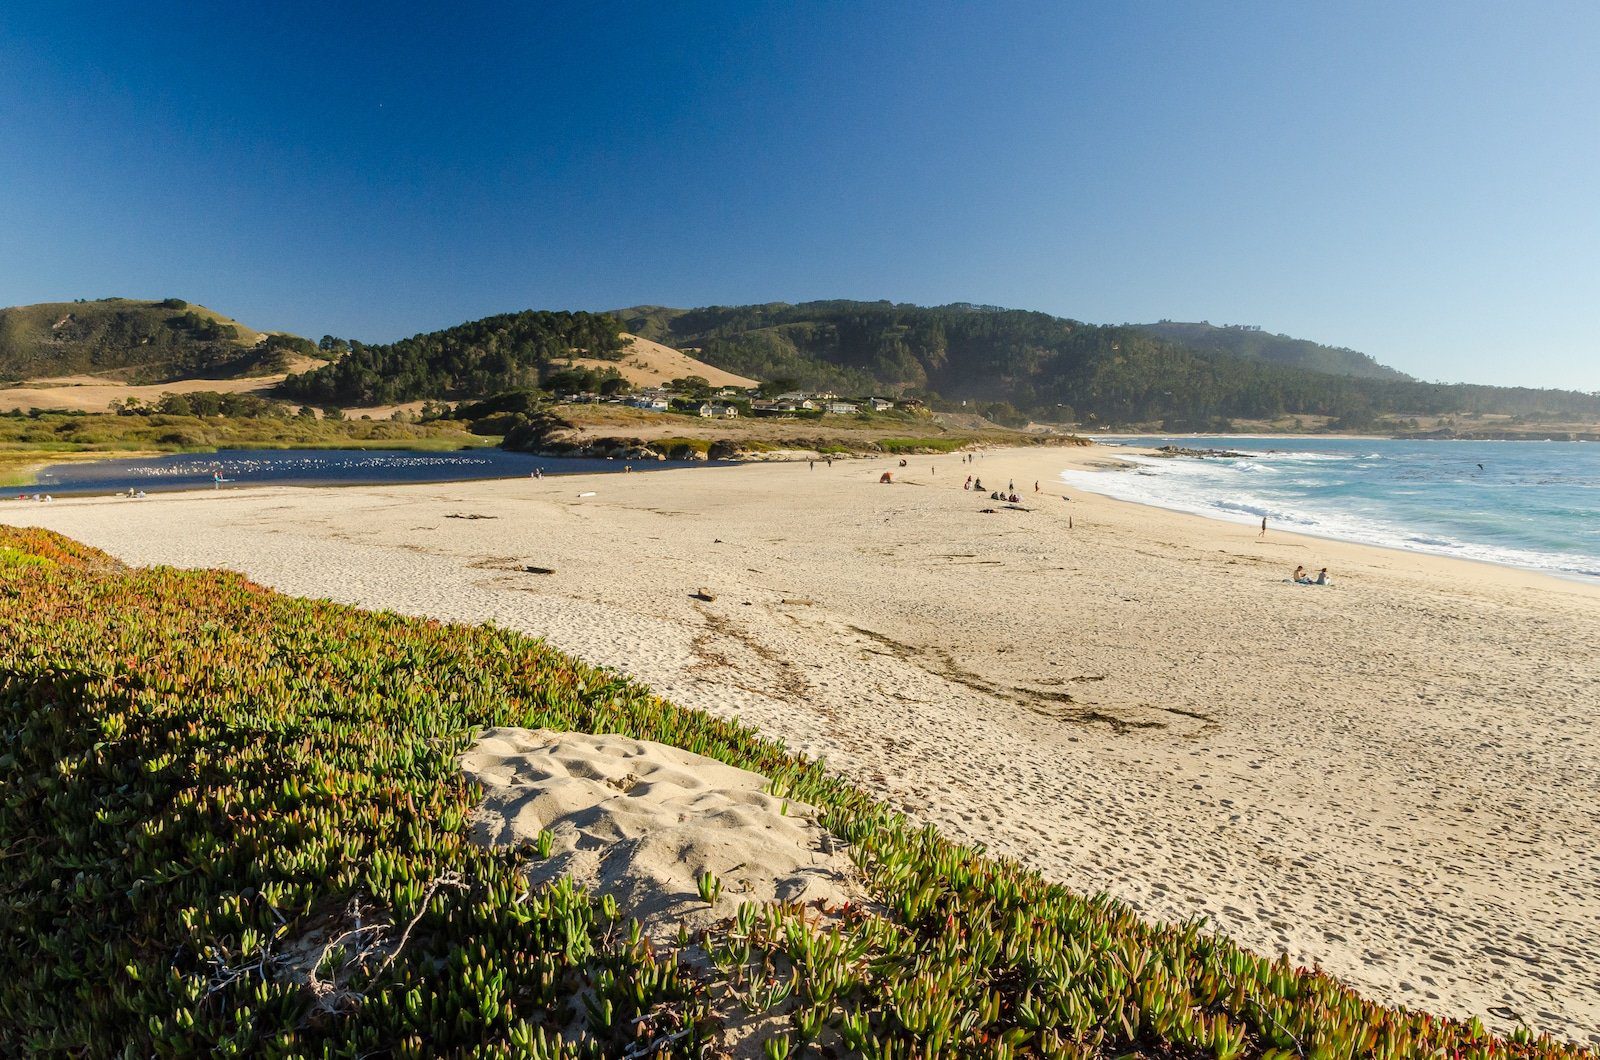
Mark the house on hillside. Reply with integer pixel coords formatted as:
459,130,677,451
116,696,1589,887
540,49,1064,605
864,397,894,411
629,392,670,411
823,401,859,415
698,403,739,418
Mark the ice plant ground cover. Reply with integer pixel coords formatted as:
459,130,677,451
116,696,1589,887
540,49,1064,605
0,526,1589,1058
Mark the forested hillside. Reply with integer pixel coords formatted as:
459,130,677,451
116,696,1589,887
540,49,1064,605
1133,321,1410,381
0,298,304,383
613,301,1600,427
281,310,625,404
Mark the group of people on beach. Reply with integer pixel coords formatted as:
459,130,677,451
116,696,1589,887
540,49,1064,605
11,493,54,502
1292,565,1331,585
960,474,1028,504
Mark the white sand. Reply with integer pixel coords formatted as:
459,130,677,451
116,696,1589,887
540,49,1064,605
462,728,859,936
6,445,1598,1044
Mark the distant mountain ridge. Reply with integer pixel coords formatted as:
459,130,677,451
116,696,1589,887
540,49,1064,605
0,298,311,384
7,297,1596,428
1131,321,1410,381
611,300,1600,427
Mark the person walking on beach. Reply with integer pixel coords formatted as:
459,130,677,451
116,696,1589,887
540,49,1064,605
1034,480,1040,493
809,459,814,470
1259,515,1268,538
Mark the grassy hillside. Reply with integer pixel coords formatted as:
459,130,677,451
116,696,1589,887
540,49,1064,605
1132,322,1410,381
612,301,1600,429
0,527,1587,1057
0,298,308,384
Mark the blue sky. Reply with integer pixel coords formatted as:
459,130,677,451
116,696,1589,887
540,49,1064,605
1,1,1595,390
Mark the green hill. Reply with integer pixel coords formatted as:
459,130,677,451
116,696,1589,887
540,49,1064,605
1132,321,1410,381
281,310,626,405
611,300,1600,428
0,298,308,384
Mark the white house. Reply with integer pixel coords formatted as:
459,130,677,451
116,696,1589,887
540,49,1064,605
698,403,739,418
865,397,894,411
630,394,670,411
823,401,859,415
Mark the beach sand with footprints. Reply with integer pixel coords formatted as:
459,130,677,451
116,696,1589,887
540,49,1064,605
6,444,1598,1044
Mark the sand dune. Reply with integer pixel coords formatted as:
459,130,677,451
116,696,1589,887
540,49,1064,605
5,446,1598,1045
463,728,859,938
563,333,758,389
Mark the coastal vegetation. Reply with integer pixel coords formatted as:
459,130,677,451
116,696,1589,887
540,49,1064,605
614,302,1600,429
1130,322,1409,381
280,311,627,406
0,298,304,383
0,526,1587,1058
8,297,1598,438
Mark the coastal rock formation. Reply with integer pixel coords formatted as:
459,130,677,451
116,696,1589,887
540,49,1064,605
1153,444,1252,458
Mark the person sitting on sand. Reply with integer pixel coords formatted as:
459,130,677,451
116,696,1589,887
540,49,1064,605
1293,565,1307,582
1314,567,1331,585
973,478,983,491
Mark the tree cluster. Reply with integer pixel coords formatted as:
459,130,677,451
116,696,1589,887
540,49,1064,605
281,311,625,405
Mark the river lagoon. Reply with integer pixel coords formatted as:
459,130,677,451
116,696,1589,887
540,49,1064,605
3,447,721,498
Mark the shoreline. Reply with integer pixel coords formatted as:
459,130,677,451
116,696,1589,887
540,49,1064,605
1067,439,1600,587
20,437,1596,590
5,444,1599,1043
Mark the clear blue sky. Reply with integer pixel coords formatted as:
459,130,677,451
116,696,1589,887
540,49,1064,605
2,1,1595,390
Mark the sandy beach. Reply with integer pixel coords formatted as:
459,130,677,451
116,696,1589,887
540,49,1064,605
5,445,1597,1045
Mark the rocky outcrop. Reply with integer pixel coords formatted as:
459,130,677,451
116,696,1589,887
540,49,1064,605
1152,445,1251,459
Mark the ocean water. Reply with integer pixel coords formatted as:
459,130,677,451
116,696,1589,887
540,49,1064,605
3,447,720,498
1063,436,1600,579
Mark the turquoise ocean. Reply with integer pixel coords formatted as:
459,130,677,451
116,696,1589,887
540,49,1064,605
1062,436,1600,580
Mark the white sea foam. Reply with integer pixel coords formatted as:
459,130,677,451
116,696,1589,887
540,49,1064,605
1063,441,1600,579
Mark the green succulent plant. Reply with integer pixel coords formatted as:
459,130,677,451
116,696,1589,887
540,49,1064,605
0,527,1589,1060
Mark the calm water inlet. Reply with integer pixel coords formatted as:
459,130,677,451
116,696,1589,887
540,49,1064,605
4,448,717,498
